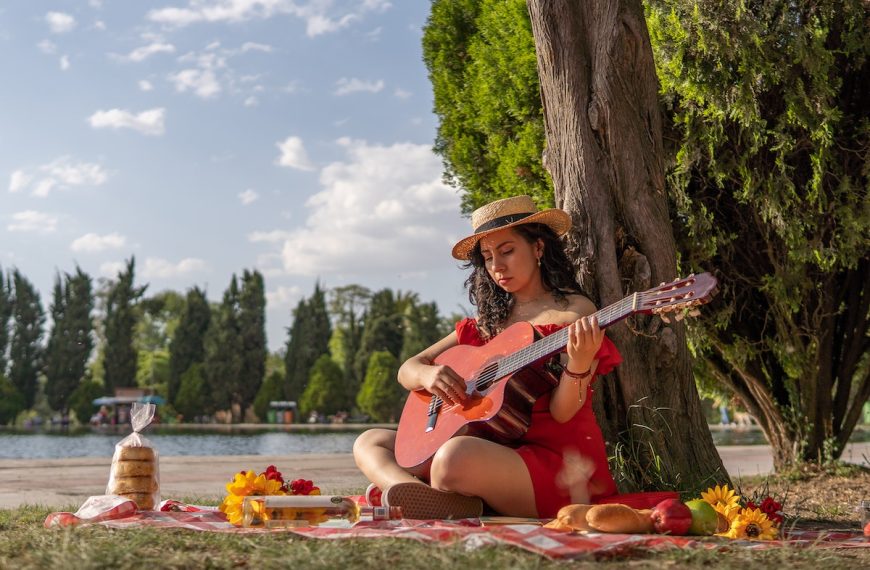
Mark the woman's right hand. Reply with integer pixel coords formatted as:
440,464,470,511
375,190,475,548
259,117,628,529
419,363,468,406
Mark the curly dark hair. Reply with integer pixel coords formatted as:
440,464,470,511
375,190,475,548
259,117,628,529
463,223,588,339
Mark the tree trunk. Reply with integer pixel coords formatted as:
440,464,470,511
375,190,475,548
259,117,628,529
526,0,728,490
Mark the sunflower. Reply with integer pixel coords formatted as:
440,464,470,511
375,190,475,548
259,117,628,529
700,484,742,521
725,507,778,540
219,469,286,526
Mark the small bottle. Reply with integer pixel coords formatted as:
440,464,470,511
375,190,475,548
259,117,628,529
242,495,402,528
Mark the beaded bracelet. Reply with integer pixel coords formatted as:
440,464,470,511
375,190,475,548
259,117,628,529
563,366,592,380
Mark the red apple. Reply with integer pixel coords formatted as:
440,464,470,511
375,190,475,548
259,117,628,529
650,498,693,535
864,520,870,537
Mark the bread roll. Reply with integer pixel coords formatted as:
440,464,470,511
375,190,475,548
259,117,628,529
112,459,155,478
551,504,594,531
119,492,155,510
586,504,654,534
116,446,155,462
110,476,159,494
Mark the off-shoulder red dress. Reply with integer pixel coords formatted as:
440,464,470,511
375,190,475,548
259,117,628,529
455,317,620,518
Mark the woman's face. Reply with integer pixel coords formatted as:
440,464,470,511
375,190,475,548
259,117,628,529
478,227,542,294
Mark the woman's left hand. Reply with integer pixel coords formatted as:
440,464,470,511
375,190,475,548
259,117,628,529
566,315,604,375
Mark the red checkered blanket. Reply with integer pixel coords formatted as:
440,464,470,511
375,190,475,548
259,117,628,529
44,496,869,560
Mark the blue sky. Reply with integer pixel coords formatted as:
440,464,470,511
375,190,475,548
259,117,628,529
0,1,474,351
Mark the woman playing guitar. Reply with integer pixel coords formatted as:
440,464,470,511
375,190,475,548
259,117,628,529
353,195,621,519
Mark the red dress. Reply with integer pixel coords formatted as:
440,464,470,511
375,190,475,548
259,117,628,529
455,318,620,518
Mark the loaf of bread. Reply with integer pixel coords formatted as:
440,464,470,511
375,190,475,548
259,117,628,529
544,503,654,534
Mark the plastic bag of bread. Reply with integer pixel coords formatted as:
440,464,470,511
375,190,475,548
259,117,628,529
106,402,160,510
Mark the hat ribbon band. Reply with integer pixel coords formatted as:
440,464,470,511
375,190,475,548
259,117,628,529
473,212,533,234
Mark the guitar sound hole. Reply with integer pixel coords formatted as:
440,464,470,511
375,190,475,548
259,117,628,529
475,363,500,392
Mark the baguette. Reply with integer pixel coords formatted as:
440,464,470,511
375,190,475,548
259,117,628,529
585,504,654,534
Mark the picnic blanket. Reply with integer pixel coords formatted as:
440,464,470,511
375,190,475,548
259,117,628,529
44,496,869,560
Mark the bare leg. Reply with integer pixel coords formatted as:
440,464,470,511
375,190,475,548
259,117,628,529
430,436,542,517
352,428,420,489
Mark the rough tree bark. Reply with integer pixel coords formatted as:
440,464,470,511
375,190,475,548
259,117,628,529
526,0,727,489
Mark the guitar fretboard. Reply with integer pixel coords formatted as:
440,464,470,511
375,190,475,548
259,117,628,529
487,294,637,384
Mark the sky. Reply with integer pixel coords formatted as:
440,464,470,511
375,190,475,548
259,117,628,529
0,0,476,352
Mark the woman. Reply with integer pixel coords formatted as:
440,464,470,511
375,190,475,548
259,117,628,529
353,195,620,519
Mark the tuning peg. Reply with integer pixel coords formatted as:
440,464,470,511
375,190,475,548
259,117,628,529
674,311,685,321
689,309,701,317
659,313,671,323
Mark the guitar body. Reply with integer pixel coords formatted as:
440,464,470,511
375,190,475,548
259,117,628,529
394,321,560,477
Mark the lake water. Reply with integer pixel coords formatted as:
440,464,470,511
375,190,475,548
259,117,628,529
0,426,867,460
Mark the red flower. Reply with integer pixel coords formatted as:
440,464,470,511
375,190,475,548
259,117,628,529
263,465,284,484
759,497,783,524
289,478,319,495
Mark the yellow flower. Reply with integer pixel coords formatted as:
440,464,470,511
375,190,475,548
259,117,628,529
219,469,286,526
701,484,742,522
725,507,778,540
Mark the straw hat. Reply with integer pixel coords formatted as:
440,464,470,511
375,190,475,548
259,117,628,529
451,195,572,260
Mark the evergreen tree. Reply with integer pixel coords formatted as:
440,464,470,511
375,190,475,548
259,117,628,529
0,374,24,425
136,349,169,395
646,0,870,466
357,350,403,422
203,276,242,414
175,363,207,421
284,283,331,406
253,370,284,422
354,313,404,384
0,268,12,375
238,270,267,416
44,268,94,412
136,290,186,352
328,284,371,410
68,379,103,425
299,354,344,417
104,258,146,393
8,270,45,409
168,286,211,406
400,302,444,362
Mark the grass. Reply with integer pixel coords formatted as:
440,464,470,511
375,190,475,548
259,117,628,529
2,498,869,569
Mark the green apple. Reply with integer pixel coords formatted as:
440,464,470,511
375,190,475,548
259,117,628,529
685,499,719,535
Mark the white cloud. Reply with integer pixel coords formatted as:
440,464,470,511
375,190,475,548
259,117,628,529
238,188,259,205
147,0,392,38
394,88,411,99
8,170,31,193
248,230,294,243
241,42,272,53
142,257,207,279
70,232,127,252
252,139,466,278
169,68,221,98
37,39,56,54
7,210,58,233
275,136,314,171
124,42,176,62
88,108,166,136
11,157,109,197
139,80,154,91
243,96,258,107
334,77,384,96
266,285,302,308
46,12,76,34
99,261,126,278
59,55,70,70
94,21,107,31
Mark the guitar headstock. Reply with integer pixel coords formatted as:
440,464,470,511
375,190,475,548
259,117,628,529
638,273,718,322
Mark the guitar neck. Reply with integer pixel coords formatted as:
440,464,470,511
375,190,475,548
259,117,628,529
497,294,637,378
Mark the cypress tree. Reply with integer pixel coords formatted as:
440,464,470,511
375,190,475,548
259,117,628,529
357,350,403,422
0,268,12,375
203,276,242,414
238,270,267,416
400,301,444,362
328,284,370,411
168,286,211,406
44,268,94,412
8,270,45,409
104,258,146,393
283,283,331,406
175,363,207,421
299,354,344,418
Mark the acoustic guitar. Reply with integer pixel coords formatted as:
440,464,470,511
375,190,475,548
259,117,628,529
394,273,718,476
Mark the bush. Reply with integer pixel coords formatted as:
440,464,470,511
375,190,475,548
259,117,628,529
175,364,206,421
0,375,25,425
356,351,403,423
300,355,344,417
67,380,104,426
